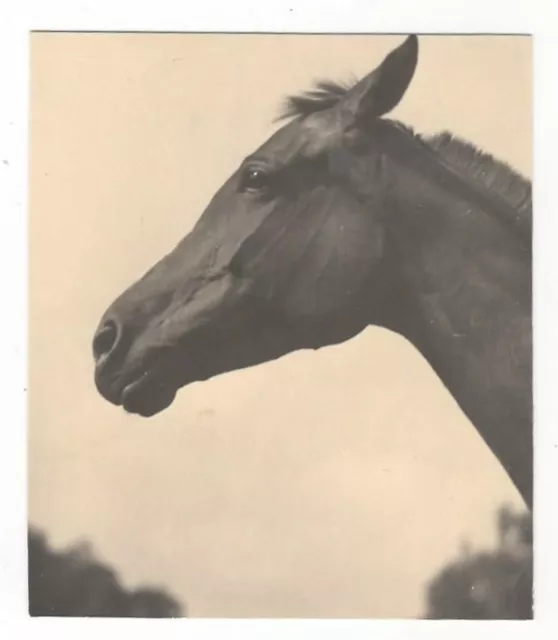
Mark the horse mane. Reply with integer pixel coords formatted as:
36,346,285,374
278,78,357,120
425,131,532,231
279,80,532,240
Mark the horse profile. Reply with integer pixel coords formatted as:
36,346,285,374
93,36,532,508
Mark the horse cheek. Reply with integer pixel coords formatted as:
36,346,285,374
283,217,384,321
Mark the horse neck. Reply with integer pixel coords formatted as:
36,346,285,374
372,139,532,508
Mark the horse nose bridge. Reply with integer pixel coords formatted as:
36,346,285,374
93,280,167,361
93,243,215,368
95,269,194,352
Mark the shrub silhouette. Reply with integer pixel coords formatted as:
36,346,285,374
28,527,184,617
424,504,533,619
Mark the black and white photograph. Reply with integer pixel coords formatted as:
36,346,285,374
5,2,558,637
27,32,533,619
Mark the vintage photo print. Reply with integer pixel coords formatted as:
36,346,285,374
27,32,533,620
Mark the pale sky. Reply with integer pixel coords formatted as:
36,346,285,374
29,34,531,618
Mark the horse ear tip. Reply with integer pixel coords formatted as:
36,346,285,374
400,35,419,64
406,34,419,50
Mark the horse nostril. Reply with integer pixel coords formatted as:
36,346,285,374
93,320,120,361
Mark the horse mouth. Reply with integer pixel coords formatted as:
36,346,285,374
121,372,177,417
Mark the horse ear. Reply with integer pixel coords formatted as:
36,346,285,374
340,35,418,124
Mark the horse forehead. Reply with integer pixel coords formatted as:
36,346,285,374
255,113,340,163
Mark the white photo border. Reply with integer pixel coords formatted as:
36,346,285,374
1,0,556,638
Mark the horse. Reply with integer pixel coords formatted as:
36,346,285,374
92,35,532,509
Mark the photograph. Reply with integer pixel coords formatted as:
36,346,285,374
28,32,532,619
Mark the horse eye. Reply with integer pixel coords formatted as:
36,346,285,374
239,166,270,193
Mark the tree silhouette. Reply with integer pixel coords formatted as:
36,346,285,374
28,527,185,617
424,504,533,619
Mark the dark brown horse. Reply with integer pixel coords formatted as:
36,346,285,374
93,36,532,508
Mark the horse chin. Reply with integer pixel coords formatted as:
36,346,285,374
121,372,177,418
